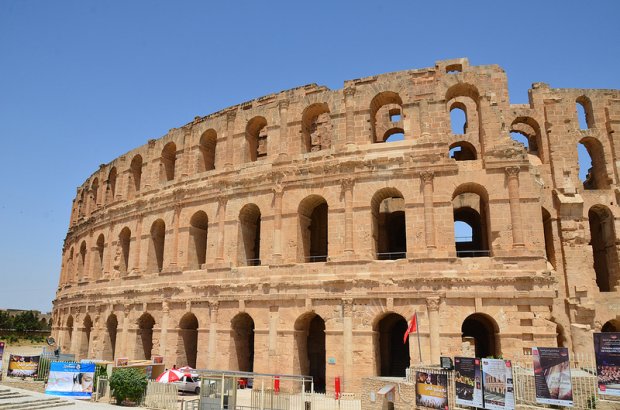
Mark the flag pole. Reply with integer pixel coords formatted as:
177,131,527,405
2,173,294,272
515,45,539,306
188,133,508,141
415,312,422,363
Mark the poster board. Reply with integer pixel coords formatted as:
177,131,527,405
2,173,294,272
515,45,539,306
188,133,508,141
481,359,515,410
45,362,95,399
7,354,39,377
532,347,573,406
0,342,5,378
594,332,620,396
454,357,483,408
415,371,449,409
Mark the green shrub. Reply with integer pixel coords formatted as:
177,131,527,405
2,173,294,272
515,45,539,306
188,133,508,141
109,367,148,405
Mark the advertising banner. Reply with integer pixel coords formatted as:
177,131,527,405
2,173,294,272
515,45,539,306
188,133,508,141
532,347,573,406
454,357,483,408
45,362,95,399
7,354,39,377
0,342,5,376
415,371,449,410
594,332,620,396
481,359,515,410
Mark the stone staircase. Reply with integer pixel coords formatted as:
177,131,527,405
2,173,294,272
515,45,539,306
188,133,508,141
0,387,74,409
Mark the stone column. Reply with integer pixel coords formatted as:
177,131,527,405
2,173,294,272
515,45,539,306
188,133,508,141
426,297,441,364
104,224,114,278
419,99,431,138
277,100,289,161
420,171,436,249
272,182,284,263
341,178,355,255
216,196,227,262
207,301,219,368
342,298,354,391
120,306,131,358
133,214,143,274
70,312,82,356
169,205,182,270
505,167,525,247
225,111,236,169
159,300,170,361
268,305,279,373
344,86,356,146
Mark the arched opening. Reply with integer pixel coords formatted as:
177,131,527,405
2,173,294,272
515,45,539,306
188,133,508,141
370,92,404,143
576,96,594,130
108,167,117,202
119,227,131,275
66,247,74,283
95,234,105,278
542,208,556,269
136,313,155,360
556,323,567,348
129,155,142,198
65,316,74,352
510,132,529,149
453,185,490,257
602,319,620,333
199,129,217,172
385,130,405,142
161,142,177,182
461,313,498,358
511,117,542,159
578,138,609,190
450,104,467,134
149,219,166,272
449,141,477,161
298,195,328,263
246,117,268,162
103,314,118,361
238,204,261,266
188,211,208,269
294,313,326,392
178,313,199,368
78,241,87,279
78,190,86,218
90,178,99,212
371,188,406,260
376,313,410,377
302,103,332,152
230,313,255,372
80,315,93,358
588,205,619,292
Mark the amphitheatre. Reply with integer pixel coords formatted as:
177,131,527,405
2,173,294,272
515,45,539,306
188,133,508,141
51,58,620,393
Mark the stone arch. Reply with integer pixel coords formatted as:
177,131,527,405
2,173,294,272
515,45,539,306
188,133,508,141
160,142,177,182
78,189,87,218
78,241,87,279
148,219,166,273
198,129,217,172
588,205,620,292
238,204,261,266
453,183,491,257
461,313,499,358
371,188,406,260
301,103,332,152
119,227,131,275
64,315,74,351
230,313,255,373
511,117,543,160
136,313,155,360
449,141,477,161
177,313,199,368
108,167,117,202
128,154,142,198
298,195,328,263
66,247,75,283
90,178,99,213
370,91,404,143
294,312,326,392
445,83,483,153
95,234,105,278
188,211,209,270
576,95,595,129
103,313,118,361
246,116,268,162
373,312,410,377
542,207,556,269
80,315,93,359
579,137,609,189
602,319,620,332
556,323,567,348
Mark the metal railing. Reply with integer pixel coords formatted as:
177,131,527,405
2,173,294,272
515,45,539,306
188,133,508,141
246,258,261,266
305,255,327,263
376,252,407,260
456,249,490,257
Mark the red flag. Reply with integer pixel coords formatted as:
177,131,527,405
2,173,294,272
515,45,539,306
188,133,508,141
403,313,417,344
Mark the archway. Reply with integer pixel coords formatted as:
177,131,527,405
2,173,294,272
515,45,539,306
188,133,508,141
298,195,328,262
188,211,209,269
602,320,620,333
376,313,410,377
103,314,118,361
239,204,261,266
136,313,155,360
588,205,620,292
371,188,406,260
461,314,499,358
294,313,326,392
230,313,255,372
178,313,199,368
80,315,93,358
65,316,74,352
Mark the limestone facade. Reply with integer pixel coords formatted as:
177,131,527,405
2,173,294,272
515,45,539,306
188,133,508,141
51,58,620,393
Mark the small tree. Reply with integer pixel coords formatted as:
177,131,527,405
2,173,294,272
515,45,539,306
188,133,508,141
109,367,148,405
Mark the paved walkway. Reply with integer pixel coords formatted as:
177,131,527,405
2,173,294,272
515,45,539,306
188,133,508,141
0,385,123,409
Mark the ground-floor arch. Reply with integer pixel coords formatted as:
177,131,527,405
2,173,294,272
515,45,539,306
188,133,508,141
462,313,499,358
375,313,410,377
294,313,326,392
136,313,155,360
230,313,255,372
178,313,199,368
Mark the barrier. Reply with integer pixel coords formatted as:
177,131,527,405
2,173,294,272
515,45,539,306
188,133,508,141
143,380,179,410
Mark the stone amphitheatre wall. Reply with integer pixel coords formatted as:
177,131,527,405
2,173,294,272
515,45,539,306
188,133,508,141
51,58,620,393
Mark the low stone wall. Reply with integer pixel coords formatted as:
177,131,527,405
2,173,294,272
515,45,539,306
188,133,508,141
361,377,415,410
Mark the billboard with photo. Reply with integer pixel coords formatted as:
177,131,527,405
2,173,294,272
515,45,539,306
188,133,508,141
594,332,620,396
415,371,449,410
532,347,573,406
7,354,39,377
454,357,483,408
45,362,95,399
0,342,5,376
481,358,515,410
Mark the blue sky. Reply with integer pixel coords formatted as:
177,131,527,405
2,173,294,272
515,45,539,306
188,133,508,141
1,1,619,312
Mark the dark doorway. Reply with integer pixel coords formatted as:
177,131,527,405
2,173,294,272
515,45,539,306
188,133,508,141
137,313,155,360
103,314,118,361
378,313,410,377
231,313,255,372
462,314,498,358
179,313,199,368
307,316,326,392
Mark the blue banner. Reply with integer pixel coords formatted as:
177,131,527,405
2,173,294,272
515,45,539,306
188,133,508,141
45,362,96,399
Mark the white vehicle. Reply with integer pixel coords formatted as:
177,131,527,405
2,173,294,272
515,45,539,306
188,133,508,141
173,375,201,394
